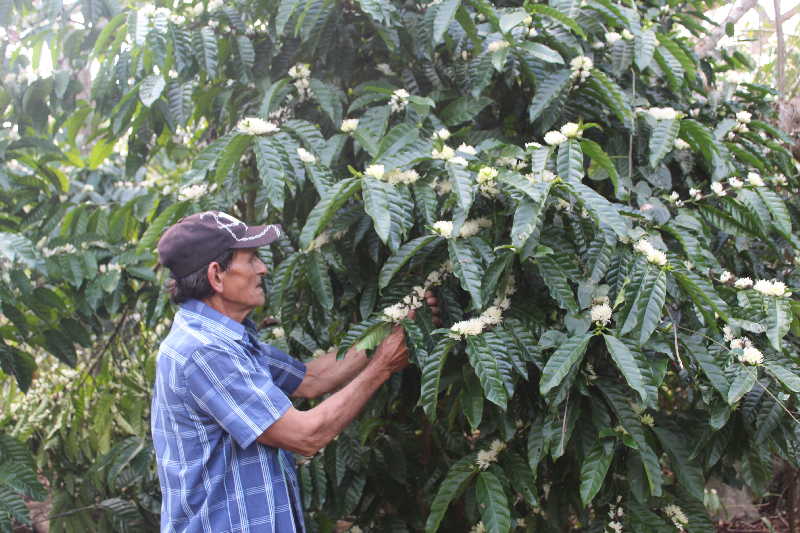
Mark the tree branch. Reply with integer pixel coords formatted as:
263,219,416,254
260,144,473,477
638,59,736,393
694,0,759,58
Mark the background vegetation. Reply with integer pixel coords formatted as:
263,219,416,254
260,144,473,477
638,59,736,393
1,0,799,531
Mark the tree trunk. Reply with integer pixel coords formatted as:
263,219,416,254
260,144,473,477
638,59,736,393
694,0,759,58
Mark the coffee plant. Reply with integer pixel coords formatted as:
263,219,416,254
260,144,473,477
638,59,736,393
1,0,799,531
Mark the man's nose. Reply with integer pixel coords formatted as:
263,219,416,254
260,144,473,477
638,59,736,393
255,256,268,275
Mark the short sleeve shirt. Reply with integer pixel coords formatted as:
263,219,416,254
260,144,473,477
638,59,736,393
151,299,307,533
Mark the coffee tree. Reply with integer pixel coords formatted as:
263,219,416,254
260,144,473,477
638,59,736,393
1,0,799,530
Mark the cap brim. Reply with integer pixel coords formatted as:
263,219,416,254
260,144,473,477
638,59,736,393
229,224,283,248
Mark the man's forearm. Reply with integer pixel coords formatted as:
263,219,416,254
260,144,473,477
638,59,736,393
292,346,369,399
257,360,390,455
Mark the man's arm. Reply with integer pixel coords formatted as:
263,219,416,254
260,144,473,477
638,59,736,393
291,346,369,399
257,326,408,456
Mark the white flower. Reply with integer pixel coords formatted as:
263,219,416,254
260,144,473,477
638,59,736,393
139,3,156,16
591,40,605,49
728,176,743,189
477,166,499,184
271,327,285,339
433,128,451,141
747,172,764,186
365,164,385,180
488,40,509,52
560,122,581,138
385,169,420,185
179,183,208,201
297,147,316,163
723,326,734,342
621,29,634,40
432,145,455,160
730,338,746,350
735,277,753,289
570,55,593,71
237,117,279,135
476,448,498,469
719,271,733,283
82,183,95,193
710,182,726,196
740,346,763,365
340,118,359,133
432,220,454,238
736,110,752,124
481,306,504,325
288,63,311,79
389,89,410,113
634,239,667,266
544,130,568,146
647,107,680,120
754,279,787,297
640,413,655,427
689,187,702,200
674,138,690,150
434,179,452,195
669,191,680,203
605,31,621,44
307,232,330,252
489,439,506,454
469,521,487,533
451,318,485,337
206,0,223,10
775,174,788,185
591,302,613,325
457,143,477,155
383,303,409,322
376,63,395,76
524,141,542,150
663,505,688,528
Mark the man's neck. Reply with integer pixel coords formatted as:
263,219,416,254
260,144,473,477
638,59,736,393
200,295,250,323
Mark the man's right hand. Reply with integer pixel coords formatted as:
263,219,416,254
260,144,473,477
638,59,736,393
372,326,409,375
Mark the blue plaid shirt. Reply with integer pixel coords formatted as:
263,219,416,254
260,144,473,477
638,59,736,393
151,299,307,533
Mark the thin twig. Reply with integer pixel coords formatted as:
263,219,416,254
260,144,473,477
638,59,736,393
559,389,570,456
757,379,800,425
668,309,685,370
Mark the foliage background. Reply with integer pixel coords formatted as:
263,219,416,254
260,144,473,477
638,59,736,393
0,0,799,531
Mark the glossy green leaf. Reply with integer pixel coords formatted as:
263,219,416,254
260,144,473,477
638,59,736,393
418,337,456,421
448,239,485,309
299,178,362,249
557,138,584,181
727,366,758,405
476,470,511,533
604,334,647,402
579,440,613,505
466,335,508,410
540,333,591,395
425,455,477,533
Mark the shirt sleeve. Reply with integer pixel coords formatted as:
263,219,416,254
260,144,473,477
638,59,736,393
183,345,293,449
257,342,307,396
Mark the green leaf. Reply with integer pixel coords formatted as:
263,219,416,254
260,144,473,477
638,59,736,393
765,363,800,393
309,79,344,126
604,334,647,402
557,139,584,181
727,366,757,405
635,29,657,69
539,333,591,395
765,297,792,351
138,74,165,107
307,251,334,311
648,118,680,168
136,202,189,254
440,96,493,125
418,337,457,421
362,177,394,246
254,137,286,211
194,27,218,76
354,321,391,351
691,345,730,398
466,335,508,410
214,134,252,184
299,178,362,249
756,188,792,237
476,471,511,533
425,455,477,533
528,70,571,123
432,0,460,45
653,425,705,501
379,235,442,289
527,4,586,38
584,69,633,129
673,267,730,322
526,414,547,478
448,239,485,309
564,179,629,238
580,138,619,190
354,0,396,25
518,41,563,64
579,440,614,505
536,254,578,313
447,161,475,212
637,269,666,345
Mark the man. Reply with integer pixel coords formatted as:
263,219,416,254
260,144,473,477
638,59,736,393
152,211,430,532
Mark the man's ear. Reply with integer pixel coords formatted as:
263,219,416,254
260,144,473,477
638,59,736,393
207,261,225,293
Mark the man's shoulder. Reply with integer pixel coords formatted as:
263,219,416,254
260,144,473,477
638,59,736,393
158,312,241,368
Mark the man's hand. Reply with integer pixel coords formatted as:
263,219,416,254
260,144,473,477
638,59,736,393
407,290,443,326
372,326,409,375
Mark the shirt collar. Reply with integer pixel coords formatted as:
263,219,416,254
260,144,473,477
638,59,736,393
179,299,261,342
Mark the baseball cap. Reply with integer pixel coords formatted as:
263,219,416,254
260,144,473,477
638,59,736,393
157,211,282,278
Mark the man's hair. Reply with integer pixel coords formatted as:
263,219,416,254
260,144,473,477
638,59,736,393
166,249,235,304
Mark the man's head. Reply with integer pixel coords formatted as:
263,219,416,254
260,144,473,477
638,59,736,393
157,211,281,311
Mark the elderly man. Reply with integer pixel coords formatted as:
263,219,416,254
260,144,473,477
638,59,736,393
152,211,431,532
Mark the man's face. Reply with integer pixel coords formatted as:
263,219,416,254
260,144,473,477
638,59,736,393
216,248,268,313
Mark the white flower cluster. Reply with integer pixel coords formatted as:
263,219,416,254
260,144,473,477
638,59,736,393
271,327,285,339
732,110,751,135
747,172,765,186
570,56,593,82
364,164,420,186
475,439,506,469
662,504,688,531
450,279,515,338
544,130,567,146
487,40,509,53
457,143,477,155
179,183,208,201
237,117,279,135
305,230,345,253
668,191,684,207
604,499,625,533
288,63,312,101
431,218,491,239
647,107,681,120
432,128,450,141
476,166,499,196
376,63,395,76
297,147,316,164
674,138,690,150
432,145,455,160
469,522,487,533
340,118,359,133
99,263,123,273
591,301,613,326
633,239,667,266
728,176,743,189
43,244,77,257
622,29,634,40
382,264,451,322
605,31,621,44
710,181,725,197
364,164,385,180
389,88,410,113
753,279,788,297
432,178,452,196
